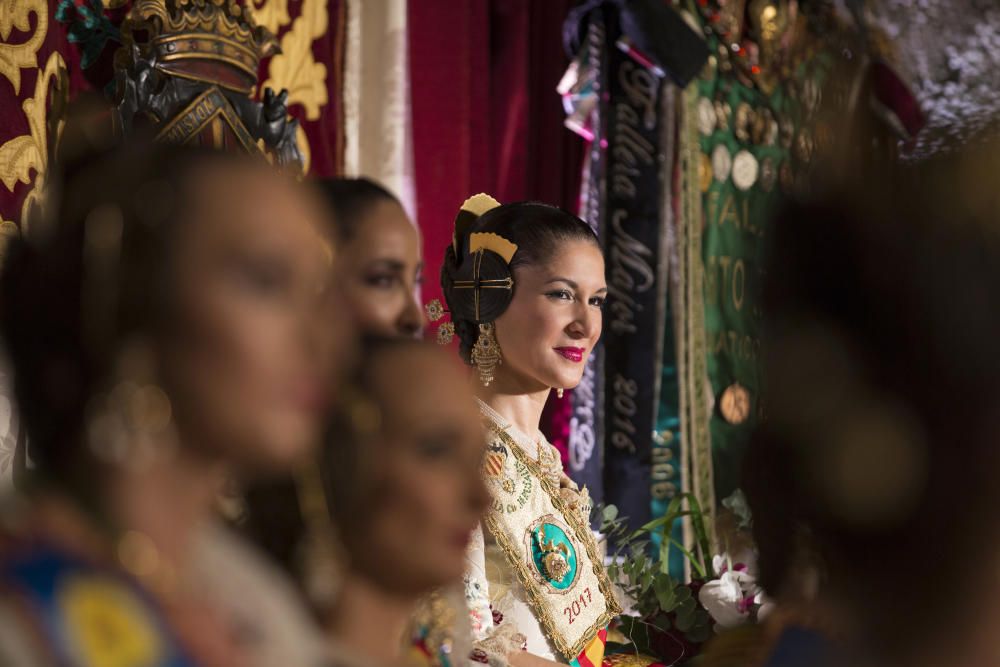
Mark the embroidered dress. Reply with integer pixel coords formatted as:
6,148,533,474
467,401,620,666
409,584,474,667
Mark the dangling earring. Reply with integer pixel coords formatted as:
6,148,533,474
556,388,565,399
296,463,347,611
87,340,177,471
471,322,502,387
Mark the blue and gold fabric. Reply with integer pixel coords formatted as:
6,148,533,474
0,544,195,667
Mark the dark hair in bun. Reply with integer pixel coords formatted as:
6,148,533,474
440,201,598,363
315,177,399,243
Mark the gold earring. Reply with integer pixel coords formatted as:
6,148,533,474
296,463,347,611
471,322,502,386
87,341,176,471
556,388,564,399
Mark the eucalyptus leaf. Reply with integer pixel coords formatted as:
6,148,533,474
652,576,677,610
651,612,673,632
686,621,713,644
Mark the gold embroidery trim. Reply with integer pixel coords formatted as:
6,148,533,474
244,0,292,37
482,424,621,660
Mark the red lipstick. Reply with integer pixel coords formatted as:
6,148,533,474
554,347,585,363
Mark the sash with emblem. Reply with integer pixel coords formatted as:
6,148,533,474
481,424,621,660
0,544,195,666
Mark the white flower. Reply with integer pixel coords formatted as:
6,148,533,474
699,554,765,630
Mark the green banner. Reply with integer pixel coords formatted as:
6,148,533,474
694,35,830,501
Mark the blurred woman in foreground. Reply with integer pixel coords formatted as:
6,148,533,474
246,338,490,666
736,141,1000,667
0,140,348,665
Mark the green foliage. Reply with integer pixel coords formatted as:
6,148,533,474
598,493,716,649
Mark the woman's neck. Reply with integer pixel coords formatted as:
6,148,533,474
327,576,416,664
478,378,551,437
106,445,226,574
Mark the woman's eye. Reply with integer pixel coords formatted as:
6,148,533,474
365,273,398,288
546,290,574,301
234,260,290,296
589,295,606,308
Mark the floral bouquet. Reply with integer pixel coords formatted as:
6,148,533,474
599,491,768,665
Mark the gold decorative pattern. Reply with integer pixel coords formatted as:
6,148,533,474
0,49,68,229
461,193,502,217
678,85,716,558
482,424,621,660
263,0,328,121
469,232,518,264
244,0,291,36
0,0,47,95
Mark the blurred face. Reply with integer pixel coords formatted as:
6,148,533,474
358,346,489,594
493,240,606,392
163,163,353,473
336,200,424,337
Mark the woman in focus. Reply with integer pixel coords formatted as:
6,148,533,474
0,141,348,666
437,195,619,666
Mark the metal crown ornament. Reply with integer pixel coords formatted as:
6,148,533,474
125,0,278,94
114,0,303,170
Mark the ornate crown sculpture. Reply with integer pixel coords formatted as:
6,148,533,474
127,0,277,94
113,0,303,170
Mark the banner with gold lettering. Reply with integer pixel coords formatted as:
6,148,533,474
600,35,665,532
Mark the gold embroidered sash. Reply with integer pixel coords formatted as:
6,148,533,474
481,424,621,659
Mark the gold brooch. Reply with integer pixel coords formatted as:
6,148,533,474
424,299,455,345
538,525,571,583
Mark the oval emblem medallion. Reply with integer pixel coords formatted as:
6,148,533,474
528,520,579,591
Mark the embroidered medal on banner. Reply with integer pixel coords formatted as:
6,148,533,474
481,426,621,660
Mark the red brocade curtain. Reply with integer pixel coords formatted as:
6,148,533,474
409,0,583,458
409,0,583,309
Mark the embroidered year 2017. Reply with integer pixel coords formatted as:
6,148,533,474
564,587,593,624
